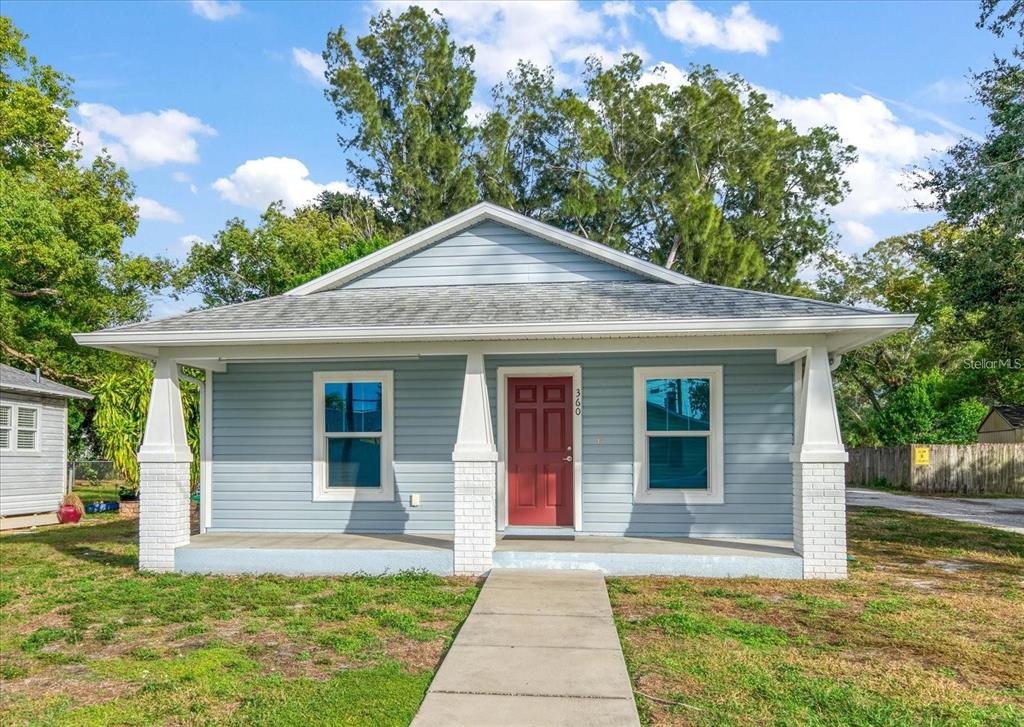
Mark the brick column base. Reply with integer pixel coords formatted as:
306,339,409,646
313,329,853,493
138,461,191,572
793,461,847,579
453,460,497,575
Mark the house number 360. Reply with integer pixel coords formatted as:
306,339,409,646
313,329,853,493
575,388,582,415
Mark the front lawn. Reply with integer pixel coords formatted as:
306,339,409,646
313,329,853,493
610,508,1024,726
0,517,479,726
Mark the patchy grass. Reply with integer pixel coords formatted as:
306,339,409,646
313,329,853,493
610,508,1024,726
0,517,479,726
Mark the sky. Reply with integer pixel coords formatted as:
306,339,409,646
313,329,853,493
5,0,1010,318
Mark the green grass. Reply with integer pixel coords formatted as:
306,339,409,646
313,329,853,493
0,517,480,726
610,508,1024,726
70,480,122,504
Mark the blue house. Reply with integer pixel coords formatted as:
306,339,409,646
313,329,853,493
76,204,914,579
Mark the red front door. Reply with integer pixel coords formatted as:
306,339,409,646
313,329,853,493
507,377,574,526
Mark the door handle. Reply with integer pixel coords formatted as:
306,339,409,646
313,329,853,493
562,455,573,462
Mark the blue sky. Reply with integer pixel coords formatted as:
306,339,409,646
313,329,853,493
6,0,1009,316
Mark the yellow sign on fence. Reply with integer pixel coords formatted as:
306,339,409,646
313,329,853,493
913,446,930,467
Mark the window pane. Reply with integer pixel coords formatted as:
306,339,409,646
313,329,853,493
648,436,708,489
16,429,35,450
324,382,382,433
0,406,10,428
646,378,710,431
327,437,381,488
17,407,36,429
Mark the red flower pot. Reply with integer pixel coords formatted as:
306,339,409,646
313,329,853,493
57,505,82,524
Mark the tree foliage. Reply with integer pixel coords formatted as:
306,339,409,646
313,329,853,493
915,1,1024,359
322,9,854,292
174,194,394,307
324,6,479,232
478,58,854,291
0,17,170,386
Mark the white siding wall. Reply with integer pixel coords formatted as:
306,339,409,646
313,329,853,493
0,390,68,516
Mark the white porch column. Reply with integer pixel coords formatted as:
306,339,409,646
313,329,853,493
451,351,498,575
791,345,848,580
137,354,193,572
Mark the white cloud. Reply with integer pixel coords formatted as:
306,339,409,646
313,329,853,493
292,47,328,86
650,1,780,55
466,101,491,125
191,0,241,21
75,103,216,168
765,90,955,220
212,156,354,212
837,220,877,250
639,62,688,88
136,197,183,223
179,234,207,254
381,1,643,85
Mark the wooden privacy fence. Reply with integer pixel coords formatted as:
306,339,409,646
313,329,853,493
846,444,1024,496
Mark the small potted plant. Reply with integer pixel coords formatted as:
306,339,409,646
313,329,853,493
58,493,85,524
118,484,140,519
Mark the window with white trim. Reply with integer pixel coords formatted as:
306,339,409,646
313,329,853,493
313,371,394,501
0,404,39,452
633,366,724,504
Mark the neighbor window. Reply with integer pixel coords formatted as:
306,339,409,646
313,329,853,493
633,366,723,504
313,371,394,501
0,404,38,452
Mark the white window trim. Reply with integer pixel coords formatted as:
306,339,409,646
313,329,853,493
312,370,394,502
0,403,11,451
496,366,583,532
2,404,41,454
633,366,724,505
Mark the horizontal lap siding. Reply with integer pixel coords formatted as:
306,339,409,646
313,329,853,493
210,358,463,533
344,222,643,288
487,351,794,539
0,391,67,516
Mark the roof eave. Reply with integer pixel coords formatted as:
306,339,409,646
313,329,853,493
74,313,917,352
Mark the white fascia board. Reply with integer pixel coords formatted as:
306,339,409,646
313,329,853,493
284,202,695,295
74,314,916,350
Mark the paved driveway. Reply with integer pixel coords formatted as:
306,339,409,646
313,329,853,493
847,489,1024,534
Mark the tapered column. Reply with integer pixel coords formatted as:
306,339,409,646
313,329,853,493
452,351,498,575
791,346,848,580
137,354,193,572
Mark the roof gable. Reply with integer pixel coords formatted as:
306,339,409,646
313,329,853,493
287,203,694,295
342,221,646,289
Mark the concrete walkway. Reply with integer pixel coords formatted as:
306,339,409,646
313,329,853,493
848,488,1024,534
412,569,640,727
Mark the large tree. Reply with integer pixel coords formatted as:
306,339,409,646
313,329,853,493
478,57,854,292
324,6,478,232
174,194,393,307
915,1,1024,359
0,17,170,386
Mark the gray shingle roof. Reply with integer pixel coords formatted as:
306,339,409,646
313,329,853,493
103,281,889,334
0,364,93,400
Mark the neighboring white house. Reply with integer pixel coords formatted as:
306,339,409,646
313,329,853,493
75,203,915,579
0,363,93,529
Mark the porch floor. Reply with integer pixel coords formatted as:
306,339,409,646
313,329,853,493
176,532,454,576
494,535,802,578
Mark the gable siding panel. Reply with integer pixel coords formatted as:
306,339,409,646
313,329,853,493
486,351,794,539
344,222,644,289
209,358,464,533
